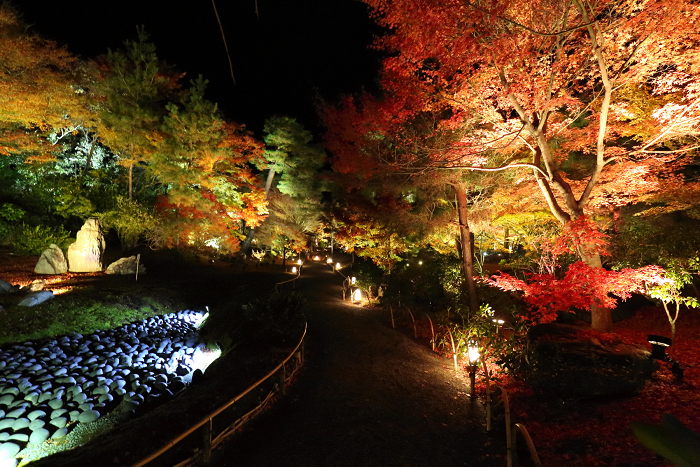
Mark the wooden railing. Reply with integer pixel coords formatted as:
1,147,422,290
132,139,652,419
275,267,302,293
133,323,307,466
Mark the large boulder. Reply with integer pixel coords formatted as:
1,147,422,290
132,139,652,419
35,244,68,274
67,218,105,273
527,323,655,398
105,256,146,275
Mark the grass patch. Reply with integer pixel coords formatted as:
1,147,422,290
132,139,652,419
0,287,187,345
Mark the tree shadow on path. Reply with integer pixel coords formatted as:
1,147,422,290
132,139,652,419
212,262,505,466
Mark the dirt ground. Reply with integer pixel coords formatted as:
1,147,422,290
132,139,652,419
211,262,505,467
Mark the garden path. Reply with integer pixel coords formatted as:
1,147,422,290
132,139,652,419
211,261,504,466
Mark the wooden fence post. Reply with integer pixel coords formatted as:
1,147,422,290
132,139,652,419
201,417,212,465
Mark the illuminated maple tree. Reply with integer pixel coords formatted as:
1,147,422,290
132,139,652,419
359,0,700,330
0,4,90,158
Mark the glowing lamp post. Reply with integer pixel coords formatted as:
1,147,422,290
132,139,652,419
466,341,480,400
297,259,303,266
336,262,341,270
327,258,333,264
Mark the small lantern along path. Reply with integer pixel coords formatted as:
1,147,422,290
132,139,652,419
213,261,504,466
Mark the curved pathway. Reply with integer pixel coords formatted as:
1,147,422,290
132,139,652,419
212,261,504,466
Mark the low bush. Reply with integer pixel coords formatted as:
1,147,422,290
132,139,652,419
11,223,72,255
199,291,307,353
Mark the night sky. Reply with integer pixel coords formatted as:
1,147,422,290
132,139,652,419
15,0,382,136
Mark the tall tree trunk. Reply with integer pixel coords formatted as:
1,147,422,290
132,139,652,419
579,246,613,332
81,137,96,180
128,162,133,201
454,184,478,316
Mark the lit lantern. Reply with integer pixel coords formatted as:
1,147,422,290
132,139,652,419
351,276,356,285
467,341,480,400
467,342,480,364
292,266,297,274
336,262,341,270
353,288,362,302
327,258,333,264
314,255,320,261
298,259,303,265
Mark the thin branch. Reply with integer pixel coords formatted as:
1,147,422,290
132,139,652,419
399,162,551,179
461,0,597,37
211,0,236,85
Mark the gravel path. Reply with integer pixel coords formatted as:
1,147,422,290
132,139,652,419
211,262,505,466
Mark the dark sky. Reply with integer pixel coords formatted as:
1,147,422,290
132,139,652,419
16,0,382,136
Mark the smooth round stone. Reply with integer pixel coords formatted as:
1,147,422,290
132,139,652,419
24,393,39,405
7,434,28,443
53,368,67,377
35,375,52,382
49,417,67,429
0,395,13,406
68,411,81,422
92,386,108,396
27,410,46,421
77,403,93,412
29,419,44,431
5,408,25,419
28,364,42,372
0,433,8,442
8,401,27,410
40,382,52,392
29,428,50,445
113,388,126,397
0,420,13,431
51,427,68,439
48,399,63,410
97,394,113,404
109,380,126,390
72,393,87,404
0,442,21,459
67,386,82,396
78,410,100,423
11,418,29,431
50,408,67,419
56,377,76,385
0,389,17,397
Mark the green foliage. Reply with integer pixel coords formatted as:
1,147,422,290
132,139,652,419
0,202,25,243
353,258,384,300
11,223,71,255
632,413,700,467
98,196,157,250
645,258,700,341
198,292,307,353
54,182,96,219
442,303,530,378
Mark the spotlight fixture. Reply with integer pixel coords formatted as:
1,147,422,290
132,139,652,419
647,334,684,382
